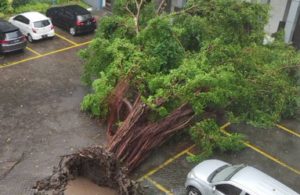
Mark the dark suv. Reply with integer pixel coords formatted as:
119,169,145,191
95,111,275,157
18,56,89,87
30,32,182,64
0,20,27,53
46,5,97,36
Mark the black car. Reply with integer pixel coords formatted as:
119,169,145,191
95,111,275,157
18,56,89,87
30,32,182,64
46,5,97,36
0,20,27,53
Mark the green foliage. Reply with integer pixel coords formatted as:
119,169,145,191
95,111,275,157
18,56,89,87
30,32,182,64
81,73,113,117
188,119,245,161
96,15,136,41
12,0,30,8
0,0,88,19
14,2,49,13
0,0,9,13
80,0,300,157
138,17,185,73
185,0,269,45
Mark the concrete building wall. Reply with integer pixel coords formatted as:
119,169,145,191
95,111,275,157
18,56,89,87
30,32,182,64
264,0,288,35
83,0,105,10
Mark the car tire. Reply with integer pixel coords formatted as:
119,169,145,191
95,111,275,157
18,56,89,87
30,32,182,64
27,34,33,43
69,27,76,36
187,186,201,195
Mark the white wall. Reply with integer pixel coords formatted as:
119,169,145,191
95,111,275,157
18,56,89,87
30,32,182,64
264,0,288,34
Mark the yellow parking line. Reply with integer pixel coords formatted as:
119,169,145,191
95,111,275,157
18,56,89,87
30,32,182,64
220,122,231,130
244,142,300,175
138,144,195,181
26,47,41,56
55,33,78,46
276,124,300,138
0,41,91,69
145,176,173,195
221,128,300,175
186,151,195,157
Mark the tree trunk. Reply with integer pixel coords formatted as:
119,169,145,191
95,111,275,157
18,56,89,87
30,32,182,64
107,79,130,140
107,96,194,172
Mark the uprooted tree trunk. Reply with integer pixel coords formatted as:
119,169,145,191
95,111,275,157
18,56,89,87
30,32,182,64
106,81,195,172
33,146,142,195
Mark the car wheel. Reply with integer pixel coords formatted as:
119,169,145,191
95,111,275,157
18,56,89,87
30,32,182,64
187,186,201,195
27,34,33,43
69,27,76,36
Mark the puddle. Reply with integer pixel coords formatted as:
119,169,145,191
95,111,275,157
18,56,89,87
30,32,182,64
65,177,118,195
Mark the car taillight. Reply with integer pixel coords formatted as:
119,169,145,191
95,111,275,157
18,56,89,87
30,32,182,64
51,25,54,30
91,17,96,23
0,40,9,44
76,20,85,26
32,28,37,33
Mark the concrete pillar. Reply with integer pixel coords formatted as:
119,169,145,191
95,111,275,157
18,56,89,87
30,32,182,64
264,0,288,35
284,0,300,43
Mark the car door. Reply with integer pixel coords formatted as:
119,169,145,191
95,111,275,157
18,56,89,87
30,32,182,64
62,10,75,30
11,15,30,35
48,8,61,27
213,184,243,195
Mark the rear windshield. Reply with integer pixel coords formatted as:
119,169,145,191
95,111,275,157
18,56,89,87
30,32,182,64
211,164,245,183
77,14,92,22
5,30,23,40
34,20,50,28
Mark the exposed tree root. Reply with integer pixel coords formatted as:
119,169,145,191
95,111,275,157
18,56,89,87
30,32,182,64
108,95,194,172
32,146,143,195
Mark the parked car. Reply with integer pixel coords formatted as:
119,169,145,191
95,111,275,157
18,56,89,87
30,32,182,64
0,20,27,53
9,12,55,43
46,5,96,36
185,159,299,195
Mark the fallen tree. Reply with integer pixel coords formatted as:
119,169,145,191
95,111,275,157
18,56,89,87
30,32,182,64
80,0,300,172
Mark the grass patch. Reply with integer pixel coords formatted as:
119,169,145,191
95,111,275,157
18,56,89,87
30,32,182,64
0,0,90,19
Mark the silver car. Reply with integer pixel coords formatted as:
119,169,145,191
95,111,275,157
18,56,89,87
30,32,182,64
185,159,299,195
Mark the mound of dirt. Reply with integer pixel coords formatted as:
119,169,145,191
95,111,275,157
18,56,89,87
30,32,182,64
32,146,143,195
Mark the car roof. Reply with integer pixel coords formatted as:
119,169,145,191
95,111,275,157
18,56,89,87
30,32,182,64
63,5,90,15
19,12,48,22
230,166,298,195
0,20,18,33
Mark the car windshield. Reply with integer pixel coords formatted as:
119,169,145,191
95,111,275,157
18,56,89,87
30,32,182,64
77,14,91,22
5,30,22,39
210,164,245,183
34,20,50,28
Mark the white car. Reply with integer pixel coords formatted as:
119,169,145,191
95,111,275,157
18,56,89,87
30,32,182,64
9,12,55,43
185,159,299,195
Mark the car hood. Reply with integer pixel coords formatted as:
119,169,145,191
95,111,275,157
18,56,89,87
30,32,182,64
189,159,229,183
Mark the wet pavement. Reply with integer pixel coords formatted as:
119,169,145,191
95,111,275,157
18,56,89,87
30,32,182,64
0,10,107,195
135,120,300,195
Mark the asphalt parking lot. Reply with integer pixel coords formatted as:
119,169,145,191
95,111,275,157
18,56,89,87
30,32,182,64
0,13,106,194
0,12,299,195
135,121,300,194
0,26,94,68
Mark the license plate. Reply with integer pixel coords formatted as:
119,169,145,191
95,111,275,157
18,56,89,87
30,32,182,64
42,35,48,38
87,21,91,25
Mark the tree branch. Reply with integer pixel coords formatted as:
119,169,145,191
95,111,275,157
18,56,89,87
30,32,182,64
125,2,135,18
156,0,166,15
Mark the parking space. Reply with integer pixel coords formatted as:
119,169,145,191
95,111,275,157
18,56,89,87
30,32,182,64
0,9,108,68
137,122,300,194
27,36,71,55
228,123,300,171
0,30,94,68
0,49,36,67
54,27,96,44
